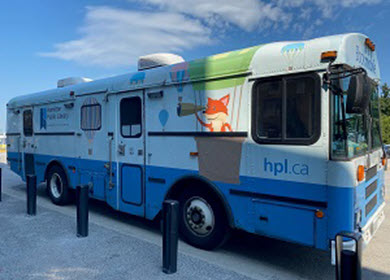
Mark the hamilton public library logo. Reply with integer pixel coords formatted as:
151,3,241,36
40,108,47,130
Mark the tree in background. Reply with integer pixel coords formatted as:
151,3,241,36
380,83,390,144
382,83,390,98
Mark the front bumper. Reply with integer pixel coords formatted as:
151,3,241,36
331,202,385,265
361,202,385,246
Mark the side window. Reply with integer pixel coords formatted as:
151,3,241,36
120,97,142,138
255,79,283,139
286,77,316,139
23,110,33,136
81,104,102,131
252,74,320,145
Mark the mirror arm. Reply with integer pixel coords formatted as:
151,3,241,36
324,65,367,84
323,60,335,86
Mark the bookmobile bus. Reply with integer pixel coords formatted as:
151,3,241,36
6,33,386,260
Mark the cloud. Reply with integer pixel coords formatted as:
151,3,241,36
132,0,289,31
40,6,212,67
275,0,383,18
41,0,384,67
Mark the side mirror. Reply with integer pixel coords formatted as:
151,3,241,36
346,73,371,114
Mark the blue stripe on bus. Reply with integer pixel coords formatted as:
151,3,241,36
7,151,385,250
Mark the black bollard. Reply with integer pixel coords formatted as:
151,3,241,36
0,167,2,202
335,231,362,280
26,175,37,215
162,200,179,274
76,185,89,237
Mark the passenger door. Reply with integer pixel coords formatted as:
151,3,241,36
22,108,35,178
116,91,145,217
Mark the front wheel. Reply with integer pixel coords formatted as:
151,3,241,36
178,188,230,250
46,165,70,205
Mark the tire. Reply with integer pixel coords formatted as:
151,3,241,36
46,165,70,205
178,187,230,250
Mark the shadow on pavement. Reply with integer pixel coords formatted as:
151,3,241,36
363,268,390,280
13,182,335,279
7,179,389,280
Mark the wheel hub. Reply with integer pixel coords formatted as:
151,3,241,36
191,209,202,224
50,173,63,199
185,197,215,236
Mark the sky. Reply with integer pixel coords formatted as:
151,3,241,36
1,0,390,133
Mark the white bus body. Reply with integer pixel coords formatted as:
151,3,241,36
6,33,385,253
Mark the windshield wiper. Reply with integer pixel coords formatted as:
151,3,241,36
339,92,348,141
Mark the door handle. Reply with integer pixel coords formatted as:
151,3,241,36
118,143,126,155
138,149,143,156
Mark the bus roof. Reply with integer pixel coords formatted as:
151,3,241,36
7,33,379,109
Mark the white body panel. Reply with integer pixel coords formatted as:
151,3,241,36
5,33,384,253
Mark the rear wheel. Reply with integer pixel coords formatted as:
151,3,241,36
178,187,230,250
46,165,70,205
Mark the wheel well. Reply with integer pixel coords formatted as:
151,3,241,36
165,176,234,227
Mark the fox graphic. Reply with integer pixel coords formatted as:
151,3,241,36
196,94,232,132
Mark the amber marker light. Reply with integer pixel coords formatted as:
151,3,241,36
382,157,387,167
321,51,338,63
189,152,199,157
315,210,324,219
365,38,376,51
357,165,365,182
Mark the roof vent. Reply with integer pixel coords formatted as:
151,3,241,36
138,53,185,71
57,77,93,88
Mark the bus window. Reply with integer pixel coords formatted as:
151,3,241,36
23,110,33,137
81,103,102,131
286,77,315,139
255,79,282,139
331,78,381,159
120,97,142,138
252,74,320,145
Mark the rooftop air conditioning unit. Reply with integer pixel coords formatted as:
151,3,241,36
57,77,93,88
138,53,185,71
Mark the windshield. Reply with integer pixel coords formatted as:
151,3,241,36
331,76,382,159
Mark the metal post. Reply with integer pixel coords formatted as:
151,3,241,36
0,167,2,202
76,185,89,237
335,231,362,280
26,175,37,215
162,200,179,274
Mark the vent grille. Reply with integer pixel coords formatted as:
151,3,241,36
366,194,377,217
366,165,377,181
366,180,377,199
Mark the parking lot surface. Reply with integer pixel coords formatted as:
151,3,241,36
0,160,389,280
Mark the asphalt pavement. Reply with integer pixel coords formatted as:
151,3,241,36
0,156,389,280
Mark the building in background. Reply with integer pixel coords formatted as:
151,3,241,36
0,133,6,152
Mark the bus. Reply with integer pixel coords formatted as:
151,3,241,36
6,33,386,260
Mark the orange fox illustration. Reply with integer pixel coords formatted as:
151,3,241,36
196,94,232,132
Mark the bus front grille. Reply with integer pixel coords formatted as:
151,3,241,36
366,194,377,217
366,165,377,181
366,180,377,199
